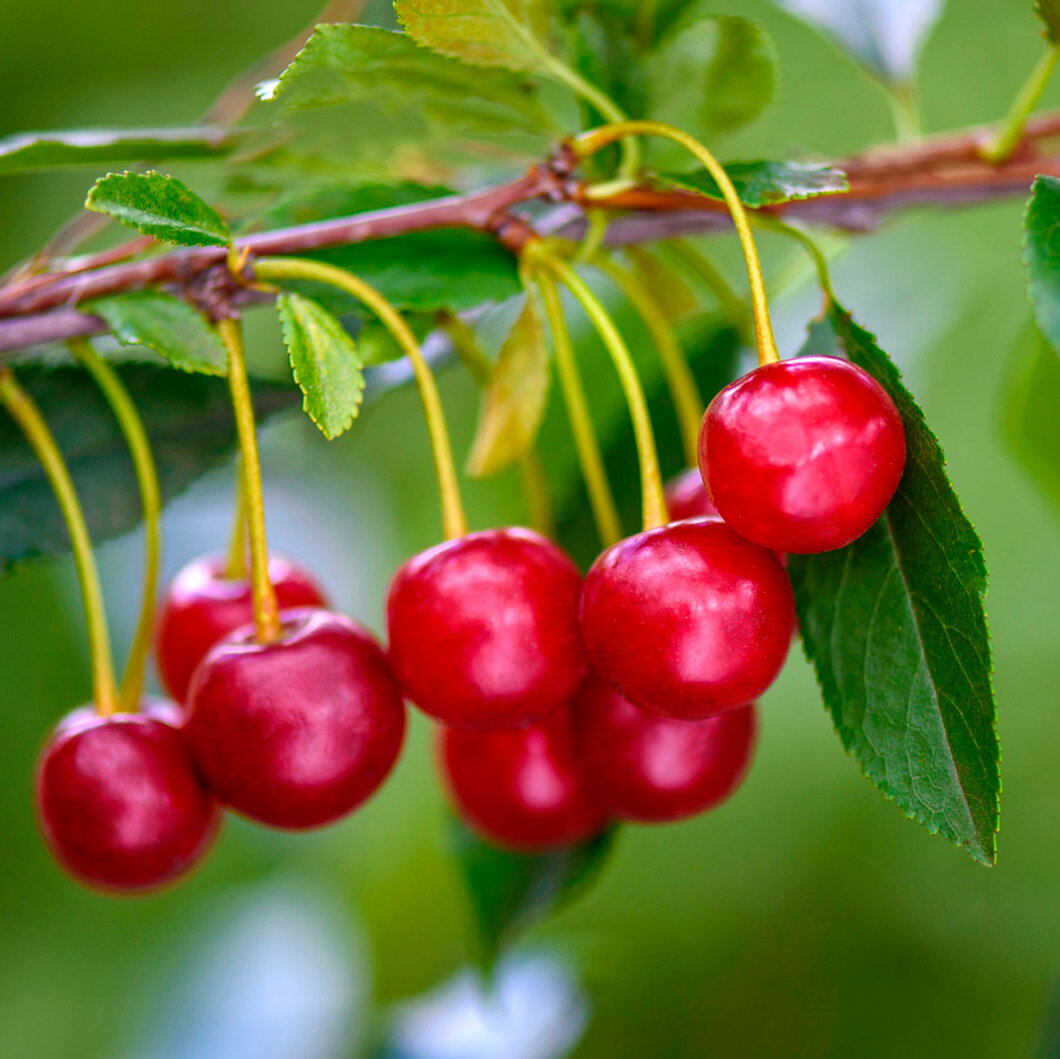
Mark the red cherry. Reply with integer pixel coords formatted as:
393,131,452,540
155,553,327,703
580,518,794,719
572,674,757,822
438,707,608,852
700,356,906,553
387,528,585,730
36,707,220,893
665,467,718,521
185,608,405,830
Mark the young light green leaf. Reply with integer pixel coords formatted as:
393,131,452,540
787,303,999,866
625,247,699,322
450,819,616,963
646,11,776,142
1023,175,1060,353
86,291,228,376
1037,0,1060,43
85,171,230,247
0,364,296,577
276,292,364,440
395,0,551,72
657,160,850,206
0,126,232,176
267,24,547,133
467,297,550,477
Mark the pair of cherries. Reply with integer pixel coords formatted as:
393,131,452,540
34,354,906,888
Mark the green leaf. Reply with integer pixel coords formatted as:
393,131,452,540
450,819,615,961
657,160,850,206
646,10,776,143
787,303,999,866
395,0,551,72
1004,325,1060,520
267,24,547,133
0,126,232,176
277,292,364,440
467,296,549,477
1023,175,1060,353
85,171,230,247
625,247,699,322
0,364,296,576
86,291,228,376
1037,0,1060,43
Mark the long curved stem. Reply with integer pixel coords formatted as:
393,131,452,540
254,256,468,540
226,457,248,579
590,253,702,468
0,369,120,715
983,44,1060,163
218,317,282,642
535,251,666,532
574,121,780,366
69,339,160,711
535,271,622,547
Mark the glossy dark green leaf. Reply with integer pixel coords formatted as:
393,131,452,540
658,160,849,206
1038,0,1060,43
787,303,999,865
86,291,228,376
85,171,230,247
0,364,296,576
1023,175,1060,354
0,126,232,176
266,24,547,133
451,819,616,961
277,292,364,440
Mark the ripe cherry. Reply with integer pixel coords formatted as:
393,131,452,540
387,528,585,730
36,706,220,893
571,674,757,822
155,553,327,703
700,355,906,553
665,467,718,521
185,608,405,830
580,518,794,719
438,707,608,852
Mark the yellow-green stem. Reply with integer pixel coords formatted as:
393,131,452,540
591,253,703,468
69,339,160,712
255,256,468,539
226,456,249,580
752,215,836,304
536,251,667,532
887,81,922,143
574,121,780,367
535,270,622,547
218,317,282,642
983,44,1060,163
0,369,120,715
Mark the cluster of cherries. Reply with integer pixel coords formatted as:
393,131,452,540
33,355,906,893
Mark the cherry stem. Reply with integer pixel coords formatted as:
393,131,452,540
254,256,468,540
217,317,282,643
591,252,703,469
437,310,554,537
983,43,1060,163
0,368,120,715
225,456,249,580
573,121,781,367
535,270,622,546
68,338,160,712
753,216,837,304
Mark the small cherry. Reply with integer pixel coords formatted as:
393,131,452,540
155,553,327,703
387,528,586,730
572,674,757,822
580,517,794,719
665,467,718,521
700,355,906,553
36,706,221,893
438,706,608,852
185,608,405,830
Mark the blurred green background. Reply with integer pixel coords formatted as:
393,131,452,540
2,1,1060,1056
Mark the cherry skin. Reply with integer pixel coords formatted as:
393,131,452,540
387,528,586,730
571,674,757,822
36,706,220,893
580,518,794,719
155,553,327,704
185,608,406,830
438,706,608,852
665,467,719,521
700,355,906,554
